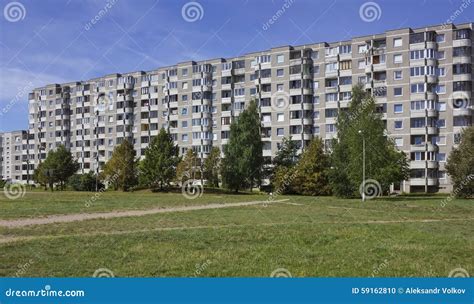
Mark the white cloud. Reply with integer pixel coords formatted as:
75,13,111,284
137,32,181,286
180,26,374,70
0,67,69,104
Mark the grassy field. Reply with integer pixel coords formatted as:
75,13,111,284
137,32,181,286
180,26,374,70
0,190,472,277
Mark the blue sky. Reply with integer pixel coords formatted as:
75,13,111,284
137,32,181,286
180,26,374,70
0,0,472,131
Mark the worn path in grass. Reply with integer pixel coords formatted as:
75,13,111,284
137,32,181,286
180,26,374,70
0,199,288,228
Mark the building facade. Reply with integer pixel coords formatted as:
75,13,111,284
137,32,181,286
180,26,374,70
0,130,32,183
18,22,473,192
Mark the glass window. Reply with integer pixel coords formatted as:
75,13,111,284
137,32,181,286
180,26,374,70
394,88,403,96
277,54,284,63
394,104,403,113
393,38,402,47
393,54,403,63
394,71,402,80
276,69,284,77
277,128,284,136
394,120,403,129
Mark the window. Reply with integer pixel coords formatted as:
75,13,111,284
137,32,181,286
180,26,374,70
437,119,446,128
435,85,446,94
277,84,284,92
182,68,188,76
435,136,446,145
436,34,445,43
277,113,284,122
411,83,424,93
437,153,446,162
393,54,403,63
394,104,403,113
339,60,352,70
393,38,402,47
325,62,338,73
436,51,445,60
276,69,284,77
394,71,402,80
437,102,446,111
182,121,188,128
277,128,284,136
313,111,320,120
436,67,446,77
325,124,337,133
358,45,367,53
394,138,403,147
326,47,338,57
394,120,403,129
314,81,319,90
358,60,365,69
181,107,188,115
277,54,284,63
182,134,188,141
311,51,319,59
394,88,403,96
339,44,351,54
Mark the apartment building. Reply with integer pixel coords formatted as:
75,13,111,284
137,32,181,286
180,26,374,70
0,130,33,183
20,22,473,193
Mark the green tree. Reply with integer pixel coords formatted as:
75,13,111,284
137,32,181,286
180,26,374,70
54,145,80,190
203,147,221,187
292,138,331,195
176,148,199,185
33,145,79,191
221,100,263,192
271,136,299,193
139,128,180,190
329,85,409,198
102,139,138,191
445,126,474,198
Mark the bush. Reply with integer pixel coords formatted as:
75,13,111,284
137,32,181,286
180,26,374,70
68,172,102,191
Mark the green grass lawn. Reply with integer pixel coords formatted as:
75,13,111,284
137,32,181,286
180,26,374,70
0,191,472,277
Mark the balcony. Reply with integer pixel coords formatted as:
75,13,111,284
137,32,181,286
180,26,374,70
453,39,471,48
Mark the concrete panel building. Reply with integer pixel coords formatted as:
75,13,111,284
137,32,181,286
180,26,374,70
17,22,474,193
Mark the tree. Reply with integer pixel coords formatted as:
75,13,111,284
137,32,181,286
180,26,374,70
203,147,221,187
32,145,79,191
176,148,199,185
445,126,474,198
329,85,409,198
54,145,80,190
272,136,299,168
102,139,138,191
292,138,331,195
221,100,264,192
271,136,299,193
139,128,180,190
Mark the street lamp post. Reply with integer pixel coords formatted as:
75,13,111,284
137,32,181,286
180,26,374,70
358,130,366,202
